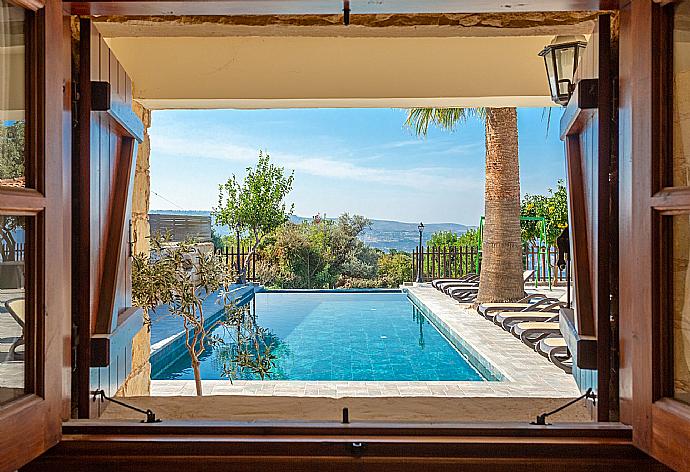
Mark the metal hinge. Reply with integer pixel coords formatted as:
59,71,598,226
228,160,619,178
72,81,80,128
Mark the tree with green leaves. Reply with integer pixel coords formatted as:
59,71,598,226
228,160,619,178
428,230,460,248
521,179,568,246
214,151,294,282
521,180,568,284
427,229,480,249
256,213,375,289
405,108,523,302
0,121,25,181
132,236,276,396
377,251,413,286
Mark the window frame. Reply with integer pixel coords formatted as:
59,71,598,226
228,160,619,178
0,1,64,470
629,0,690,469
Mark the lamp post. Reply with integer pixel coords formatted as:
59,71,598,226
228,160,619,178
416,222,424,283
539,35,588,106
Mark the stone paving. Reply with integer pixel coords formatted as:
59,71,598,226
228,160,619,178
152,284,581,399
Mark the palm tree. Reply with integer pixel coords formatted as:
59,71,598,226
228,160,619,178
405,107,524,303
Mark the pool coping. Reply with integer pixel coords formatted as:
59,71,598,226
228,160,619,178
406,290,504,382
150,285,581,399
255,288,402,294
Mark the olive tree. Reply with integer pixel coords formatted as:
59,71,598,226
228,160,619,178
214,151,294,282
132,236,276,396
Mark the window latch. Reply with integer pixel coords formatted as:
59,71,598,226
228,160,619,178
92,389,161,423
532,388,596,425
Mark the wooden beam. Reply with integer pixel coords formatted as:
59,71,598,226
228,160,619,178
61,0,620,16
60,420,635,437
6,0,45,11
24,422,671,472
596,13,614,423
93,136,137,336
0,188,46,214
651,186,690,211
564,134,596,339
74,16,94,419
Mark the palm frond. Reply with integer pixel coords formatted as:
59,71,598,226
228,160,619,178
404,107,485,137
541,107,552,138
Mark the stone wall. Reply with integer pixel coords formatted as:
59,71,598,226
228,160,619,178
131,101,151,256
117,101,152,397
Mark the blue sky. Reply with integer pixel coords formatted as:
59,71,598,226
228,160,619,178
149,107,565,225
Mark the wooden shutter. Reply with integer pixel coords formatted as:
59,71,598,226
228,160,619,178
559,14,618,422
73,18,144,418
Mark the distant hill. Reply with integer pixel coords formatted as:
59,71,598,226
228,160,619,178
149,210,474,252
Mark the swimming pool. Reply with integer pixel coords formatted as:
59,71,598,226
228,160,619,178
152,291,493,382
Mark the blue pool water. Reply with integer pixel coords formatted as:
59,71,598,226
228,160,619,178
152,291,488,382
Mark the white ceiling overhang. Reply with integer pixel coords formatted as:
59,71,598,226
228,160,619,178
96,17,594,109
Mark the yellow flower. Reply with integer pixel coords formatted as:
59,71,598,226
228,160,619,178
548,206,555,213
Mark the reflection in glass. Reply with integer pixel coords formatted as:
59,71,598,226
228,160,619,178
673,0,690,186
554,47,575,97
0,1,26,188
0,215,26,404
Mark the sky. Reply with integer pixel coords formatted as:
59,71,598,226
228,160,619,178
148,107,566,226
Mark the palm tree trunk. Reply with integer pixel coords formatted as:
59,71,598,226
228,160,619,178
476,107,524,303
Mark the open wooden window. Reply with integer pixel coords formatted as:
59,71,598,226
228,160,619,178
0,0,66,470
621,0,690,469
647,1,690,469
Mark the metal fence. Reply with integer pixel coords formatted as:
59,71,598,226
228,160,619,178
411,244,566,284
215,246,257,282
1,242,24,261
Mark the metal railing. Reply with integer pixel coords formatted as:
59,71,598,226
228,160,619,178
411,244,565,284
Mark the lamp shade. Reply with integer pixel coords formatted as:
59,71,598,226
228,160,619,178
539,35,588,106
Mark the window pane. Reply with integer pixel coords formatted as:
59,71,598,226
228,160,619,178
0,1,25,189
673,0,690,187
672,215,690,404
0,215,26,404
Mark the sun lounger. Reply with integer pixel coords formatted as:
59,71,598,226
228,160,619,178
536,337,572,374
477,294,558,318
448,269,537,301
493,311,560,331
437,278,481,293
448,285,479,298
490,300,564,324
510,321,561,348
431,274,479,289
441,281,479,294
450,287,479,302
5,298,25,361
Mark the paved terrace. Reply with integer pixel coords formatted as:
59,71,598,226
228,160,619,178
0,289,25,403
149,284,580,399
